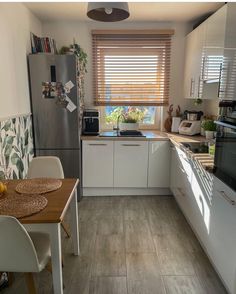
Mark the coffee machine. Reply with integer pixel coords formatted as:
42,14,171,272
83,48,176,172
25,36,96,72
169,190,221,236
82,109,99,135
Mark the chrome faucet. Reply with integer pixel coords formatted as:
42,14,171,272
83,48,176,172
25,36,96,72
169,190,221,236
114,113,125,133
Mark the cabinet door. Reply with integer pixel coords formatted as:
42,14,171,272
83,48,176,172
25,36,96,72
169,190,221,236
174,148,193,216
114,141,148,187
188,160,213,249
184,33,195,99
148,141,170,187
82,140,113,187
202,5,226,99
208,177,236,294
170,146,192,215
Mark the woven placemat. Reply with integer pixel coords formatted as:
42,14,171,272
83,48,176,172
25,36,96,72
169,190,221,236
15,178,62,194
0,193,48,219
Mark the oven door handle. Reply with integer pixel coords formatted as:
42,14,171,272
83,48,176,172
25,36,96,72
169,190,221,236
215,121,236,130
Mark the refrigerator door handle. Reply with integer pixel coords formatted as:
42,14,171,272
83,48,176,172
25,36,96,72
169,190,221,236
50,65,56,82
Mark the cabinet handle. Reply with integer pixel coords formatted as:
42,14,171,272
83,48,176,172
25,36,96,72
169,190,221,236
88,143,107,146
190,78,194,97
197,75,201,97
201,57,206,80
217,63,223,98
121,144,141,146
218,190,235,206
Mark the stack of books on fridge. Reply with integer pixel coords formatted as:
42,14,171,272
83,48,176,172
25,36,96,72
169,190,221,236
30,33,57,54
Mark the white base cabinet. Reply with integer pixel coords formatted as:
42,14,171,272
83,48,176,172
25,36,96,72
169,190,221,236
82,140,114,187
208,177,236,294
82,140,170,191
148,141,170,187
171,144,236,294
114,141,148,188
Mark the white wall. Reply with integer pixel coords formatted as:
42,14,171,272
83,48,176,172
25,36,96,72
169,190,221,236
43,20,192,114
0,3,42,119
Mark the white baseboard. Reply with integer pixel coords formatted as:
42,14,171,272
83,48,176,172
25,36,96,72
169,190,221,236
83,187,172,196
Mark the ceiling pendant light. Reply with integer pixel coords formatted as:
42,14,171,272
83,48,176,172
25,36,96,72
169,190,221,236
87,2,130,22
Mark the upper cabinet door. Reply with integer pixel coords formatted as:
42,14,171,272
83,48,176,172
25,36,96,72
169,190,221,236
202,5,227,99
184,33,196,99
183,22,206,99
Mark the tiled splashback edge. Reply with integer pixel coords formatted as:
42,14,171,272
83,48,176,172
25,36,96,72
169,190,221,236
0,114,34,179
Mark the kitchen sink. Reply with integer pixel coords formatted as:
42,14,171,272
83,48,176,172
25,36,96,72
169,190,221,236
181,142,209,153
99,130,146,137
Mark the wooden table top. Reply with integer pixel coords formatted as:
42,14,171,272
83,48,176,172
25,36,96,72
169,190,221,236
2,179,79,224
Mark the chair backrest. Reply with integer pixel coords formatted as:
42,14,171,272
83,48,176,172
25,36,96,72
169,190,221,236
0,216,40,272
27,156,64,179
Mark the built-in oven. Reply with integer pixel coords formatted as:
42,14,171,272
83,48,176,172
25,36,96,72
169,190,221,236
214,100,236,191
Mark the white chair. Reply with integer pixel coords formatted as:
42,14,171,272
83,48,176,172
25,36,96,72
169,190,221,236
27,156,70,238
27,156,64,179
0,216,51,294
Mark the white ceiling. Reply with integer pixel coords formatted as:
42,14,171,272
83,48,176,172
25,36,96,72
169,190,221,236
25,2,224,23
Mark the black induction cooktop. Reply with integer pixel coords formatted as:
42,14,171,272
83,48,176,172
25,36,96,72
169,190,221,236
181,142,209,153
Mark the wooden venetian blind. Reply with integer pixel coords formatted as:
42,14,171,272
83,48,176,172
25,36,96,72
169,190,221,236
92,30,174,106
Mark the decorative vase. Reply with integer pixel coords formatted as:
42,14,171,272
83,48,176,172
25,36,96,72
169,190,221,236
119,122,139,131
205,131,214,139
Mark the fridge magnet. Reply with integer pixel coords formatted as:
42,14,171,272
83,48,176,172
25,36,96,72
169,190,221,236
55,82,65,97
64,80,75,93
42,82,56,99
65,95,77,112
55,96,68,108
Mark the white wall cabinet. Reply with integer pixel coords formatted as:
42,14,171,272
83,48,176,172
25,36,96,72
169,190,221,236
148,141,170,187
184,22,206,99
114,141,148,188
184,4,227,100
82,140,114,187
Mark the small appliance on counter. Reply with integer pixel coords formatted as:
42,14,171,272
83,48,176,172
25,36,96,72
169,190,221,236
82,109,99,135
178,110,203,135
178,120,201,135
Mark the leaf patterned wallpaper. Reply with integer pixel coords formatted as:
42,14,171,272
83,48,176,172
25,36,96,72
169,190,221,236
0,115,34,180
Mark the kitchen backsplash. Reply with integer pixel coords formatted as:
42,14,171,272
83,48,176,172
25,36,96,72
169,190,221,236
0,114,34,179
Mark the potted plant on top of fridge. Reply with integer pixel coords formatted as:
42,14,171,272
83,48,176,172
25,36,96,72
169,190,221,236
201,119,217,139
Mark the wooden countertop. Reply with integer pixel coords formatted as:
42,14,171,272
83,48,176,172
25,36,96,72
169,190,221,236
81,131,214,173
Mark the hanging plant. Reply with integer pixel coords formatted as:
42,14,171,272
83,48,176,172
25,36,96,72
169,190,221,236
194,98,203,106
59,39,88,72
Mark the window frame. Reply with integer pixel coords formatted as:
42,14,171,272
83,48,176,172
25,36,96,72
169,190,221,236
92,29,174,107
99,106,162,130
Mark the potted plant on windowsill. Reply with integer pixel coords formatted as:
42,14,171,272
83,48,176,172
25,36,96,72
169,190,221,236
201,119,217,139
119,107,145,131
119,117,139,131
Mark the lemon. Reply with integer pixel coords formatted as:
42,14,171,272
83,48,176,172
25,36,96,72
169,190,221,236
0,182,7,195
0,182,5,194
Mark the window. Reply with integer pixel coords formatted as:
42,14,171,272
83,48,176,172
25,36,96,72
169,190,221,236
92,30,174,106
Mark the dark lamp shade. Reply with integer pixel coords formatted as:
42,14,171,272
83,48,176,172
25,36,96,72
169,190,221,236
87,2,130,22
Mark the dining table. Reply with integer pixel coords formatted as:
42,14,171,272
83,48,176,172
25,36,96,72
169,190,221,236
1,178,80,294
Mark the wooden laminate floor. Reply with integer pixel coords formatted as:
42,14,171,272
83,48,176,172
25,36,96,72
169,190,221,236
2,196,227,294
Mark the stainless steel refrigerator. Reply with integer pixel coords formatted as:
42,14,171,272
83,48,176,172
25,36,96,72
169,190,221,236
28,54,82,200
